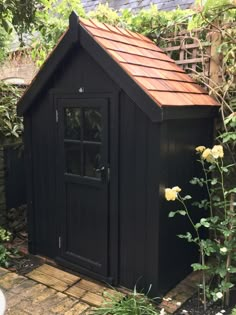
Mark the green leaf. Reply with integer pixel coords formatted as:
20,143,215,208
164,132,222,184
200,218,210,228
211,178,218,185
182,195,192,200
191,263,210,271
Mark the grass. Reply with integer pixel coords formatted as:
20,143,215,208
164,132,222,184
90,286,160,315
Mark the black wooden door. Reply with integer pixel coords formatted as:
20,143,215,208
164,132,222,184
56,97,109,277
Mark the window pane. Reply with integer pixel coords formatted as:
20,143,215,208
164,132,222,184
65,142,81,175
84,144,101,178
64,108,81,140
84,109,102,142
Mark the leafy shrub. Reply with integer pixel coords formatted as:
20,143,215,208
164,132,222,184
0,81,24,142
0,227,11,267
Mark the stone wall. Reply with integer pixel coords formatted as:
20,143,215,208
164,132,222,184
0,52,36,85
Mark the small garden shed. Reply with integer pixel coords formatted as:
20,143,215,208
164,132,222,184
17,12,219,296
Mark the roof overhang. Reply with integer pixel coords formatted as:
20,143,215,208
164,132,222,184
17,11,220,122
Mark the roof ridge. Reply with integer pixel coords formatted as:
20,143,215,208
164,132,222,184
79,17,152,44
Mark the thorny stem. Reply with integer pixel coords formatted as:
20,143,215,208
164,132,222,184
201,246,207,312
178,196,201,242
200,159,217,239
216,159,227,220
225,194,234,307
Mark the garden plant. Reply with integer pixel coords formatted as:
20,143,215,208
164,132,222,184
165,144,236,311
91,287,163,315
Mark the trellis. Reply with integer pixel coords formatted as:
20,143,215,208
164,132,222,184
162,28,212,83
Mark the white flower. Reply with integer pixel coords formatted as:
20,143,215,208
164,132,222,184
181,311,188,314
163,297,172,301
220,247,228,253
221,311,226,313
215,313,222,315
176,302,181,306
216,292,223,299
160,308,167,315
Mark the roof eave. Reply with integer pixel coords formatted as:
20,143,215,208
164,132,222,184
162,105,220,121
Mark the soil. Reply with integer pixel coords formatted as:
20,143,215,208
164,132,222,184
174,291,236,315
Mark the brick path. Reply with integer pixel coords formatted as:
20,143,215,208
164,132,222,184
0,264,120,315
0,261,203,314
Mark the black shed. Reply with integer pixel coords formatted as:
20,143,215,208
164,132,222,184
17,13,219,296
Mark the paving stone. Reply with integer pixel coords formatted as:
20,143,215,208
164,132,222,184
66,284,87,299
81,292,104,307
0,272,25,290
83,307,96,315
102,288,124,301
0,267,9,276
64,301,90,315
11,291,67,315
33,264,80,284
50,297,78,313
6,287,57,310
75,279,105,295
26,264,80,292
6,309,31,315
26,269,71,291
10,278,37,294
32,286,57,304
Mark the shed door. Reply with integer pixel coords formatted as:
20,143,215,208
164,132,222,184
56,98,109,277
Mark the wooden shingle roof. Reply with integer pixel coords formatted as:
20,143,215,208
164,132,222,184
17,12,219,121
80,17,218,107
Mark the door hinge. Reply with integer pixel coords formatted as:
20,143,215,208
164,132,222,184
58,236,62,249
56,109,59,123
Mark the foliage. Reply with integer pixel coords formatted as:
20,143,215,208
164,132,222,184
165,145,236,309
0,81,24,142
0,227,11,267
88,3,120,25
231,306,236,315
31,0,85,67
0,0,40,41
0,27,9,64
91,287,160,315
121,5,194,43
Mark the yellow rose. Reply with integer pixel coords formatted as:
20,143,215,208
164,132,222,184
172,186,181,192
195,146,206,153
202,148,215,163
211,145,224,159
165,187,179,201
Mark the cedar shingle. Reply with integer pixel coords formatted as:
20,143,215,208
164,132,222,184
80,18,219,107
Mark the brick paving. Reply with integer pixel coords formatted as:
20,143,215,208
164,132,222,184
0,262,203,314
0,264,119,315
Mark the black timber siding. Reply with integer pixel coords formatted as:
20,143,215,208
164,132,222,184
23,41,217,296
119,92,160,295
158,118,214,293
27,46,118,259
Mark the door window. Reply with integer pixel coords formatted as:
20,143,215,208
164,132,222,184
64,107,102,179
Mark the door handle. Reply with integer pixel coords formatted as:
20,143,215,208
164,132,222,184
95,166,105,173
